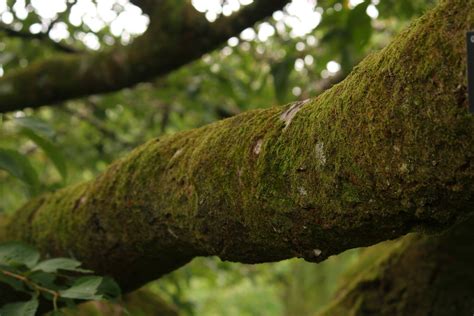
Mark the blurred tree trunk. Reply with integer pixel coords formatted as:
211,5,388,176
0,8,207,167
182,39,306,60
0,0,473,312
317,215,474,316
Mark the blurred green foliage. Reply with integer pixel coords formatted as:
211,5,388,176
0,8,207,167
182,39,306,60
0,0,433,314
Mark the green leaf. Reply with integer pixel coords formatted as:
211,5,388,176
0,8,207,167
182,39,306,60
59,276,104,300
271,57,295,103
21,128,68,182
28,271,57,289
33,258,92,274
0,148,39,195
347,1,372,52
14,117,55,138
0,242,40,268
0,298,38,316
98,277,121,299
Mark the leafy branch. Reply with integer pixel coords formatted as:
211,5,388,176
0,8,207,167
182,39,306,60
0,269,60,310
0,242,121,315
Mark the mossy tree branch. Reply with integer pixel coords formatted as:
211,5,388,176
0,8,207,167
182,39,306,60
0,0,288,113
0,0,472,308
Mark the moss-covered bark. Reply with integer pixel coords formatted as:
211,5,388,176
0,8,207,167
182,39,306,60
0,0,473,300
0,0,287,113
317,215,474,316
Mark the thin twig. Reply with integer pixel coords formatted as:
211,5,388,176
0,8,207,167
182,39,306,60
1,269,60,310
61,106,133,148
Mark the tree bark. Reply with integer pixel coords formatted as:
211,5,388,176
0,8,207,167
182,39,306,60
317,215,474,316
0,0,288,113
0,0,472,305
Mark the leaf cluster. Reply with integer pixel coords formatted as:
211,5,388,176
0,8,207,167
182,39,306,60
0,242,120,315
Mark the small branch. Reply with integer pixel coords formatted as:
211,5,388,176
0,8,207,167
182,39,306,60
0,23,78,54
1,269,59,309
61,105,133,148
45,0,78,35
159,103,170,134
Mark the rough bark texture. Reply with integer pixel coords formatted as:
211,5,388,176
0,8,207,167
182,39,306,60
0,0,288,113
0,0,473,302
317,215,474,316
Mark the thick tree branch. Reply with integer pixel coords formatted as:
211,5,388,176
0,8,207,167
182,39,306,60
0,0,472,308
0,0,288,113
